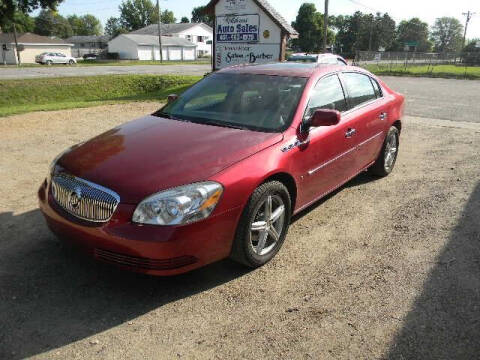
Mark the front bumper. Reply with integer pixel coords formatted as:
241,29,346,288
38,180,242,276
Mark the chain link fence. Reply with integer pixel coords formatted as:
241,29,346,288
354,51,480,66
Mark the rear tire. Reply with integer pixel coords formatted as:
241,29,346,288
230,181,291,268
69,59,75,65
370,126,399,177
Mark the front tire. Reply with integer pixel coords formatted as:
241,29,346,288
230,181,291,268
370,126,399,177
46,60,53,66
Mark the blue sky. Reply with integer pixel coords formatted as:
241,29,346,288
56,0,480,39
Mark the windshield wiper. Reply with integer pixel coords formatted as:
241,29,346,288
201,120,247,130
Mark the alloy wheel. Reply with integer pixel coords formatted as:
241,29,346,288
384,132,398,172
249,194,285,256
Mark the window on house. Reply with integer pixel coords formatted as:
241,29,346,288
186,35,192,41
197,36,204,43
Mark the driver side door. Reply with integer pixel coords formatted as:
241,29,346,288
292,74,362,209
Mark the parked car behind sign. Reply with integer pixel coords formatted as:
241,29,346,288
35,52,77,65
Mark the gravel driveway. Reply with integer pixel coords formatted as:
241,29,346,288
0,101,479,359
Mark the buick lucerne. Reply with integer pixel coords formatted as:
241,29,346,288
38,62,404,276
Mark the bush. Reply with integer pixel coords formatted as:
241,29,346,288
107,52,120,60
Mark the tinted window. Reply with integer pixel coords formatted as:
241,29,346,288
370,78,383,98
305,75,348,119
342,72,377,108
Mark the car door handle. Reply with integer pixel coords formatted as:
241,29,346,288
379,112,388,120
345,128,357,138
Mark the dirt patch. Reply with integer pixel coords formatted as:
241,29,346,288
0,104,479,359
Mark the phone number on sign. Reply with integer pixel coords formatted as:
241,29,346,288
217,33,258,42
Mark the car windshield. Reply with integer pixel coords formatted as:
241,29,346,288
157,73,307,132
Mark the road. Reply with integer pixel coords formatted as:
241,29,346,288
0,64,212,79
382,76,480,123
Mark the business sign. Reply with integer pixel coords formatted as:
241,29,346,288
224,0,247,11
215,43,279,68
216,14,260,43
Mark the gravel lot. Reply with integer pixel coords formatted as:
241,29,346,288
0,99,479,359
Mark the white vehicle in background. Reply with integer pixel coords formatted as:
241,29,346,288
287,53,348,66
35,52,77,65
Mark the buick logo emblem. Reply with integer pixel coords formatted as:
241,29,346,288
69,188,82,209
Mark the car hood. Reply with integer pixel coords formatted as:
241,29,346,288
58,115,283,203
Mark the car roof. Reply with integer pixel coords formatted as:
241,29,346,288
217,62,358,78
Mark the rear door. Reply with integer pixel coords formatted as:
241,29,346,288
340,72,387,171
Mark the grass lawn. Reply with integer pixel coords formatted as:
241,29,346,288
364,64,480,80
0,74,201,117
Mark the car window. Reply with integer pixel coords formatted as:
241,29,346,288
318,57,338,64
337,58,347,65
305,74,348,120
342,72,377,108
370,77,383,98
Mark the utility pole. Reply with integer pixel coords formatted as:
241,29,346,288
13,23,21,66
323,0,329,53
157,0,163,62
462,11,476,47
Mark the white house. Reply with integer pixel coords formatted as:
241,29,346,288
108,34,197,61
0,32,73,64
130,23,213,57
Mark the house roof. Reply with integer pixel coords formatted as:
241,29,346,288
0,32,71,45
130,23,213,36
66,35,111,43
205,0,298,36
119,34,197,47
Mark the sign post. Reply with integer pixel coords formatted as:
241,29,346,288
204,0,298,71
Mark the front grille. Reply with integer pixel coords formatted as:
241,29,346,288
51,173,120,222
94,248,197,270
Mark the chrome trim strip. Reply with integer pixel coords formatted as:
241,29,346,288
307,131,384,176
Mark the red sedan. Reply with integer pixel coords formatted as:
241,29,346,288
38,63,404,276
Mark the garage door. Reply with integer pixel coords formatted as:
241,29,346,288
168,48,182,61
138,46,153,61
183,48,195,61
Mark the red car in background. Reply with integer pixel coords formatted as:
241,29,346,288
38,62,404,276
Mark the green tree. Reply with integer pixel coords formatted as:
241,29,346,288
431,17,464,53
1,11,35,33
68,14,102,36
180,16,190,23
0,0,63,30
34,9,72,38
105,17,127,38
291,3,333,53
160,9,176,24
392,18,432,52
461,38,480,65
191,6,213,27
333,11,365,56
119,0,158,31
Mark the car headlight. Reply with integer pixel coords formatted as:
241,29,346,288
132,182,223,226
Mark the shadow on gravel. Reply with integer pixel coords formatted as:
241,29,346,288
387,182,480,359
0,209,250,359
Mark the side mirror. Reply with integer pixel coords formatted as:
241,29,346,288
310,109,341,127
167,94,178,104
